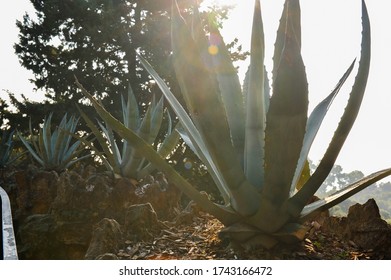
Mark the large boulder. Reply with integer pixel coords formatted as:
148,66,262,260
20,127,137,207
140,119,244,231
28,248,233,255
346,199,391,254
323,199,391,257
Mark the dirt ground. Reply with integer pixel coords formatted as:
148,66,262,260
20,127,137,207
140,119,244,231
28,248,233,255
115,212,386,260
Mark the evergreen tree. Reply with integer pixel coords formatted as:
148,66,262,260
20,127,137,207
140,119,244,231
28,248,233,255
10,0,245,131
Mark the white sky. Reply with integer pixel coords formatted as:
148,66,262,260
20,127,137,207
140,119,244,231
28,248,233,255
1,0,391,176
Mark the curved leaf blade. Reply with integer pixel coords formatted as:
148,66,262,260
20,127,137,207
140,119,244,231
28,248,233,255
244,0,266,189
299,168,391,222
289,0,371,215
290,60,356,194
263,0,308,204
75,77,239,225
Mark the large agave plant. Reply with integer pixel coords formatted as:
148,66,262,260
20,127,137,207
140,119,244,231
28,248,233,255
78,84,181,179
19,113,90,172
77,0,391,249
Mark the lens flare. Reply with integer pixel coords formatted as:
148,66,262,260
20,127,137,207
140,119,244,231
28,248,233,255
208,45,219,55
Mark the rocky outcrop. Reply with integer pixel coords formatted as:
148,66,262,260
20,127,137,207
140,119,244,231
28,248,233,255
323,199,391,257
14,167,182,259
14,165,59,221
346,199,391,253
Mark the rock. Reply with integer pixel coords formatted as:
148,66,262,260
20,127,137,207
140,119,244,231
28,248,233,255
14,165,59,220
14,168,179,259
322,199,391,257
346,199,391,254
322,216,349,239
134,175,182,221
16,171,127,259
84,218,123,260
17,214,59,259
123,203,165,242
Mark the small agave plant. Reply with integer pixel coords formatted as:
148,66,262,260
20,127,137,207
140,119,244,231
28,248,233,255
78,84,181,179
77,0,391,249
19,113,90,172
0,129,24,168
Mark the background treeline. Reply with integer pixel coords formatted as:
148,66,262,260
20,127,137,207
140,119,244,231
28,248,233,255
313,162,391,222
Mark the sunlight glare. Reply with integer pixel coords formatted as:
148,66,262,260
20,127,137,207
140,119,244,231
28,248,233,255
201,0,238,9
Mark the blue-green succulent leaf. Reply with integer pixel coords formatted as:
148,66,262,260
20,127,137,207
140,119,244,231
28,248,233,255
244,0,266,189
299,168,391,222
288,0,371,215
209,28,245,167
263,0,308,205
290,60,356,194
75,77,239,225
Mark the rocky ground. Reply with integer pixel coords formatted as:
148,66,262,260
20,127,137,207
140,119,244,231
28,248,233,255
3,165,391,260
110,212,388,260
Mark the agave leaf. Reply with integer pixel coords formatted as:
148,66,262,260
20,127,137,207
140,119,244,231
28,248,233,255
75,77,239,225
123,100,155,177
28,119,40,156
208,28,245,166
42,114,53,163
72,130,117,174
172,0,260,216
244,0,266,189
77,105,117,169
148,96,164,145
155,114,180,159
38,126,49,164
263,0,308,204
243,65,271,113
18,132,44,166
62,140,82,163
65,153,92,169
273,0,301,83
0,130,15,166
290,60,356,194
288,0,371,215
122,85,139,131
190,3,209,57
138,122,181,179
64,115,79,150
299,168,391,222
98,121,122,168
176,126,230,204
137,52,231,204
53,115,75,165
137,98,153,142
121,86,139,163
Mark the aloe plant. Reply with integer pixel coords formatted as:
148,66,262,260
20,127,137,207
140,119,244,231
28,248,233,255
78,84,181,179
19,113,90,172
76,0,391,249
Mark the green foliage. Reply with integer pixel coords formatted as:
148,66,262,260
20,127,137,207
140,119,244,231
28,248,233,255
13,0,242,109
78,0,391,249
9,0,246,161
18,113,90,172
0,129,24,168
316,165,391,221
78,84,180,179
